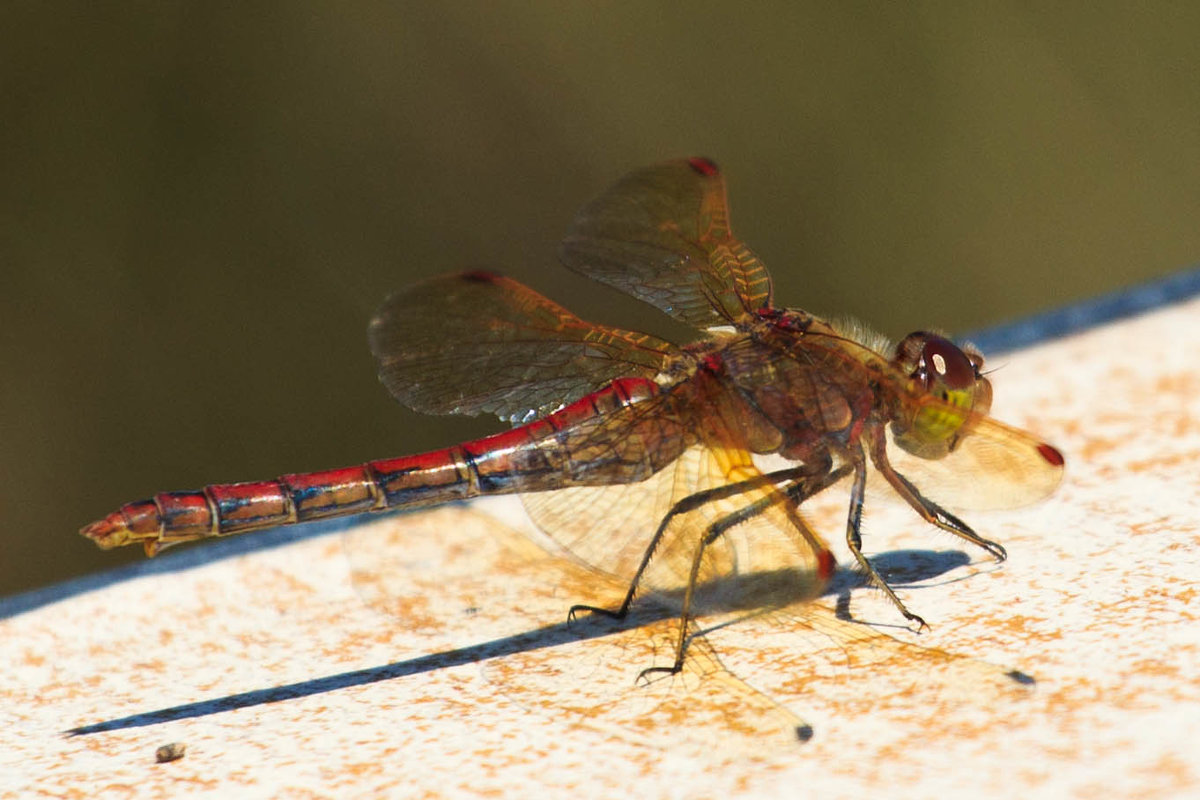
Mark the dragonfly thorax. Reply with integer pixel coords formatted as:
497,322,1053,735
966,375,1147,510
711,318,878,461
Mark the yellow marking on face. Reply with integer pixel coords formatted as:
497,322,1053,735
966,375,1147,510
911,388,973,444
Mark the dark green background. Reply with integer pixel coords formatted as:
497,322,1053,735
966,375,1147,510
4,4,1198,596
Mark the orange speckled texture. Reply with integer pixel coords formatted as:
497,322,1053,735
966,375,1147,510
4,297,1199,798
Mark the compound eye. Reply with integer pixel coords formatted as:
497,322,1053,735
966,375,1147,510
919,334,975,390
891,332,990,458
964,346,986,379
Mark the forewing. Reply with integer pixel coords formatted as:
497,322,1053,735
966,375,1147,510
368,271,678,423
886,410,1065,511
560,158,773,330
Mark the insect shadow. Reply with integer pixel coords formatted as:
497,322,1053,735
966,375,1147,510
65,547,976,737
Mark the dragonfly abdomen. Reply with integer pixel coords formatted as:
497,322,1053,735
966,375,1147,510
369,375,673,506
81,377,673,556
80,465,398,557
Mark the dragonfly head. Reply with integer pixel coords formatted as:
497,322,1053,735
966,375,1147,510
890,332,992,459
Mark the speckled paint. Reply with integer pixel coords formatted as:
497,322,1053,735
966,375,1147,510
3,296,1198,798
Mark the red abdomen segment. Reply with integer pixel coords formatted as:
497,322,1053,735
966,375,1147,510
82,378,685,556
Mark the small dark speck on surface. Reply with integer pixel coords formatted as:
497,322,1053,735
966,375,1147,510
1005,670,1037,686
155,742,187,763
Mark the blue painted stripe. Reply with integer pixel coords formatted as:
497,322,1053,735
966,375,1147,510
965,264,1200,354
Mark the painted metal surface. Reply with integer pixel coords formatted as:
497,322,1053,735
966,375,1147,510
3,292,1198,797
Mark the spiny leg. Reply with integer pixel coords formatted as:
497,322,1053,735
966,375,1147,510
867,432,1006,561
638,489,787,681
635,464,853,680
786,463,852,506
843,454,929,630
568,463,823,625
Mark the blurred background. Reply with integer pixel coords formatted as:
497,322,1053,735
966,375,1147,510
3,4,1199,596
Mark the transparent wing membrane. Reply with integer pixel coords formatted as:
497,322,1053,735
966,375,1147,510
886,411,1063,511
560,158,773,330
369,271,677,423
523,443,831,611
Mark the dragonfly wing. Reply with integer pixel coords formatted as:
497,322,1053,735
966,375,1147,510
523,446,722,586
523,442,832,611
368,271,678,423
560,158,773,331
885,410,1065,511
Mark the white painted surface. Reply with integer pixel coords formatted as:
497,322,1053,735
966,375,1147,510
4,297,1198,798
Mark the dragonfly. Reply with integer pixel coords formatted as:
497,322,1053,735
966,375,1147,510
82,157,1064,678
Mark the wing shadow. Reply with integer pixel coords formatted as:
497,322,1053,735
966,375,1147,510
66,547,976,736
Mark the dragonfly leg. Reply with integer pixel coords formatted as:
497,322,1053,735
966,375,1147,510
637,463,854,680
867,432,1006,561
843,454,929,631
567,463,822,625
639,489,787,681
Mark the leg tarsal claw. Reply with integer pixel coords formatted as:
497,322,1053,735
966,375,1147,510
567,604,625,624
